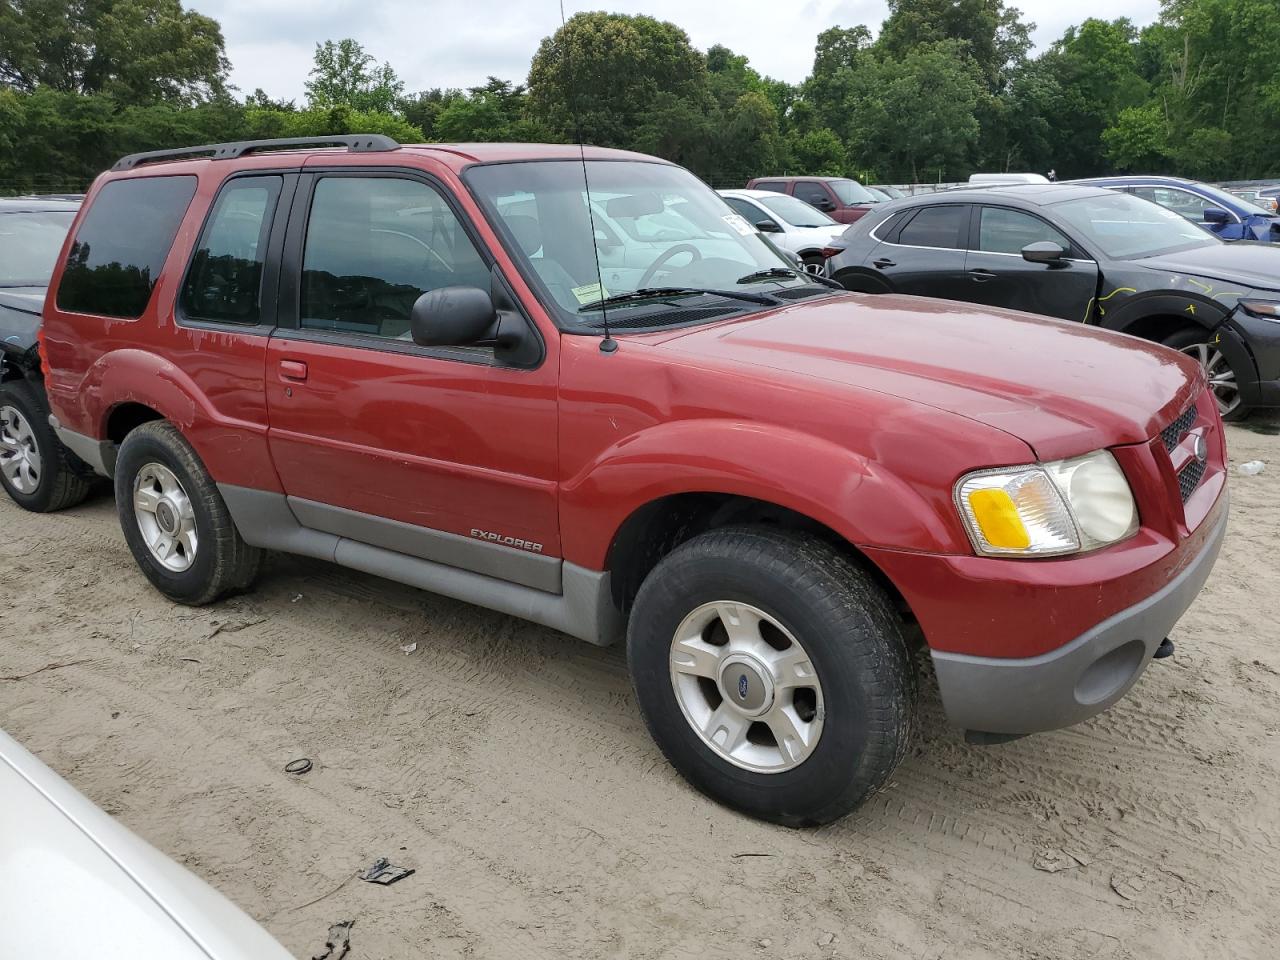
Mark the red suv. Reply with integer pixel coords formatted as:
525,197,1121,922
746,176,879,223
37,136,1227,826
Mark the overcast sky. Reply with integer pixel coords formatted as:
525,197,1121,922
194,0,1163,104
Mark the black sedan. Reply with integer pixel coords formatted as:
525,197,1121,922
825,184,1280,419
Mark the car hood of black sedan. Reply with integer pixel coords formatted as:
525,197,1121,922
1137,242,1280,293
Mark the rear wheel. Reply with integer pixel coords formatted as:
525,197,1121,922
801,254,826,275
1162,327,1249,420
0,379,92,512
115,421,260,605
627,526,917,826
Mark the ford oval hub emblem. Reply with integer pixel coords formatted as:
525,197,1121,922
738,674,749,699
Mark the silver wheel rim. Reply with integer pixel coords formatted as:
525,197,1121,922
0,404,42,494
1181,341,1240,416
133,463,198,573
669,601,825,774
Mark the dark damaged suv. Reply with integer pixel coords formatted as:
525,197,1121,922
31,137,1227,825
0,196,87,511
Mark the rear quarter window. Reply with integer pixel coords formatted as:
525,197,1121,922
56,176,197,318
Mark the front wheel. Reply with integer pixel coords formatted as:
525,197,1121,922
1162,327,1250,421
627,526,917,826
115,421,260,605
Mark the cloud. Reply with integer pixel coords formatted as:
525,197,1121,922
191,0,1163,103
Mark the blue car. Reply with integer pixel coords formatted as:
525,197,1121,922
1073,175,1280,243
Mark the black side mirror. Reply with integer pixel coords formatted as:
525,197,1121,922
1203,207,1230,224
1022,241,1066,265
410,286,497,347
755,219,782,233
813,199,835,212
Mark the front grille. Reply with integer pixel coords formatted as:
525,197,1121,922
1162,406,1196,453
1178,459,1206,501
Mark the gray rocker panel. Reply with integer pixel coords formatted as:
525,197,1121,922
217,484,624,646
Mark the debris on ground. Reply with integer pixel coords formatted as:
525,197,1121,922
1110,872,1147,902
1033,847,1086,873
284,758,313,775
1,659,95,682
1238,460,1265,476
311,920,353,960
359,857,415,885
817,932,836,946
399,642,417,655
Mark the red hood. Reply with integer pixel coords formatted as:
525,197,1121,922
648,293,1202,461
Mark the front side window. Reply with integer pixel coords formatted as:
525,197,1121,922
181,177,281,324
1052,192,1218,259
466,160,822,332
897,205,968,249
723,197,773,229
977,207,1072,255
56,176,197,318
300,177,490,339
794,182,833,207
1132,186,1225,223
753,181,786,194
0,209,77,287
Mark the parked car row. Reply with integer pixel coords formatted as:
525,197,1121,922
824,183,1280,420
0,139,1230,843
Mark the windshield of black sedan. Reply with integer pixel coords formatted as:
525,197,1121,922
1051,193,1218,259
0,209,76,286
466,160,808,327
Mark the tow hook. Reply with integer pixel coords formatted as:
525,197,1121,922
1153,638,1175,660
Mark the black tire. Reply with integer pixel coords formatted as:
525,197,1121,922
627,526,917,827
801,254,826,275
1161,326,1251,421
0,378,92,512
114,421,261,605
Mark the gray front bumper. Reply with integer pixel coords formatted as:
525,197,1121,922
931,499,1228,737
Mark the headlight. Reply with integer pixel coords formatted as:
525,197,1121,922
1239,299,1280,322
955,451,1138,557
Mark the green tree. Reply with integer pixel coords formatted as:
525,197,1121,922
1035,18,1149,176
787,127,846,176
0,0,229,104
527,12,710,147
878,0,1033,92
1102,102,1170,170
305,39,404,115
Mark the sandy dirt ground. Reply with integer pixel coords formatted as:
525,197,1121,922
2,419,1278,960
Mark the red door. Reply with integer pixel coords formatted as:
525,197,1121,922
264,171,561,564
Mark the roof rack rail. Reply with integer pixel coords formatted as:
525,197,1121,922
111,134,401,172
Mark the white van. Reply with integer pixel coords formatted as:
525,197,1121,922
968,172,1051,185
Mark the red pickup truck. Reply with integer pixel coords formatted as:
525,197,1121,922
34,137,1226,825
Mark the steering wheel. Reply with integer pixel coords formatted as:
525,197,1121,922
639,244,702,288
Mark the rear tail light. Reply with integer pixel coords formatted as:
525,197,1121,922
35,326,50,372
820,246,842,258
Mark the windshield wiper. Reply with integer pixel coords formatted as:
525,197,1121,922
736,267,844,290
577,286,778,312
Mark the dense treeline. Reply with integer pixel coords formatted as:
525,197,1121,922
0,0,1275,194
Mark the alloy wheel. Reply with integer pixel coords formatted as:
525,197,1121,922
0,404,42,494
133,462,198,572
1180,341,1240,417
668,601,825,773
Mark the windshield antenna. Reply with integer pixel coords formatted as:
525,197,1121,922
560,0,616,353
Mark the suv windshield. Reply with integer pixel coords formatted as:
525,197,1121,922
1051,192,1218,260
0,209,77,287
759,194,836,228
466,160,821,329
829,180,876,205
